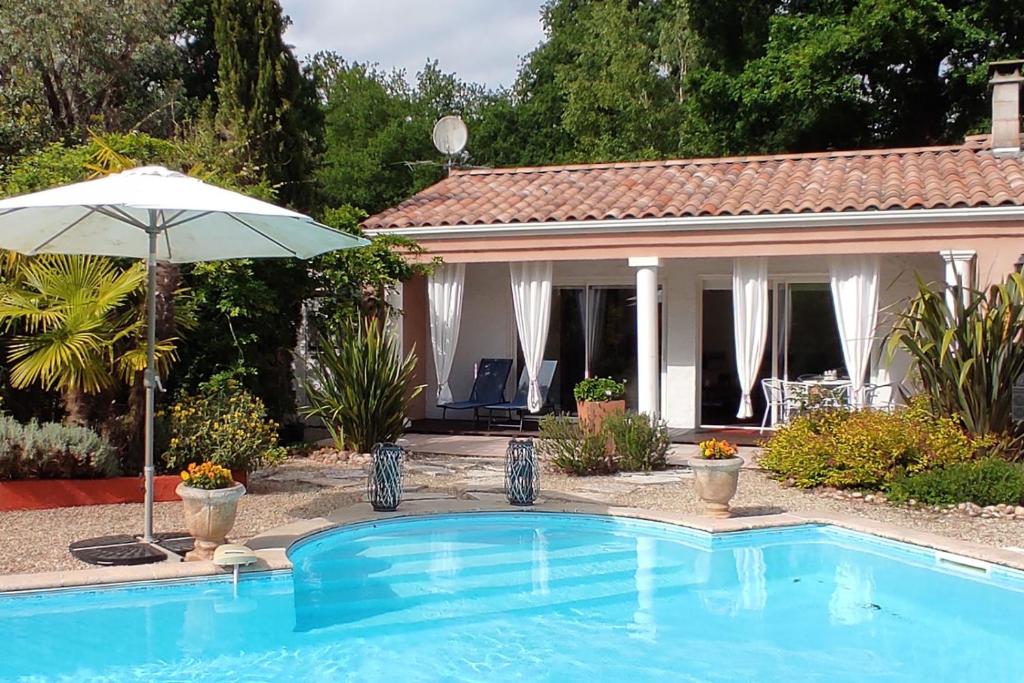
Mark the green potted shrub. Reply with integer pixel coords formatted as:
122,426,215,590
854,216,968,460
573,377,626,434
175,461,245,561
691,439,743,518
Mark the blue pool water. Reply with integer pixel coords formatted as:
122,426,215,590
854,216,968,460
2,513,1023,682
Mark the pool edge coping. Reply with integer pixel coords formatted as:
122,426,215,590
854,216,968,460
3,496,1024,594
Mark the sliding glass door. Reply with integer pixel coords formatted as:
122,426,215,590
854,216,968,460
700,279,845,427
536,285,647,412
699,288,772,426
775,282,846,381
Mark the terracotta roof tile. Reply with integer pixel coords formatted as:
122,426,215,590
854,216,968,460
363,142,1024,230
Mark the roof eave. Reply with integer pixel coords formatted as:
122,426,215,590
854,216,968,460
365,205,1024,239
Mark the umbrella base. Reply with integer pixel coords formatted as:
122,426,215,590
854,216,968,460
69,532,194,566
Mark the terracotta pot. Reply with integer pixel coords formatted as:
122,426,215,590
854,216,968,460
689,456,743,518
576,399,626,434
175,482,246,561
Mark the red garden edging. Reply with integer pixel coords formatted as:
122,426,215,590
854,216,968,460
0,471,249,511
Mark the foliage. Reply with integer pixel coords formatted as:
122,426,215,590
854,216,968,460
309,205,436,329
888,458,1024,507
573,377,626,403
604,412,670,471
697,438,738,461
214,0,319,208
887,273,1024,441
300,317,423,453
313,56,485,214
0,0,183,150
537,414,610,476
540,411,668,474
0,255,187,425
164,375,286,473
179,461,235,490
0,415,119,480
468,0,1024,165
761,403,994,489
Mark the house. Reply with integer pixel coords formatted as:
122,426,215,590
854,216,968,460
363,60,1024,432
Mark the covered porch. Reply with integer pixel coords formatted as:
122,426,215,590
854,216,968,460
398,251,959,432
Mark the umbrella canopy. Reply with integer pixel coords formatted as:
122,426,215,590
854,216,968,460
0,165,363,260
0,165,368,542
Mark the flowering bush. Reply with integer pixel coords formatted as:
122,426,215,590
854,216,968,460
573,377,626,403
163,377,286,473
760,398,995,490
180,461,234,490
697,438,738,460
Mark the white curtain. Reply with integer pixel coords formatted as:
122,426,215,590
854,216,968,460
732,257,769,419
585,288,606,378
510,261,553,412
829,255,880,407
427,263,465,404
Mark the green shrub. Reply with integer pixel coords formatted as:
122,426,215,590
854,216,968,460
604,412,669,471
300,317,423,453
0,416,119,480
888,458,1024,506
164,376,286,473
537,414,610,475
573,377,625,403
761,402,992,490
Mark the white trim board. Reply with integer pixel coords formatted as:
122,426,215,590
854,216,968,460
368,205,1024,239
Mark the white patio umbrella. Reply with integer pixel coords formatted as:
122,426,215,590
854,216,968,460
0,166,367,541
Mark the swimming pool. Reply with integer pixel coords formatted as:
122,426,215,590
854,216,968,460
1,513,1022,681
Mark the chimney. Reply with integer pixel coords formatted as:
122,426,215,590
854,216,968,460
989,59,1024,153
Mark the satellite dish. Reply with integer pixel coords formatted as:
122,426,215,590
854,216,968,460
432,115,468,156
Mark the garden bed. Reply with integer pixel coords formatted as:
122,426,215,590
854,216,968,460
0,471,248,511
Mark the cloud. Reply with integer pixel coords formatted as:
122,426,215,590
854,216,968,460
280,0,546,89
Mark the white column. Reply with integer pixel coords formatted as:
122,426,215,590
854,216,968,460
630,256,660,416
941,250,975,313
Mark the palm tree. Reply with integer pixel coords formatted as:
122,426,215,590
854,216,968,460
0,255,183,424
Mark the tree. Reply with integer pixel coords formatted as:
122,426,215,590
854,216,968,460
213,0,319,209
315,56,486,214
0,256,167,425
0,0,183,145
679,1,1024,155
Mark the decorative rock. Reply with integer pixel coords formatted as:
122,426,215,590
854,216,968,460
908,499,917,506
850,491,863,499
1016,506,1024,516
864,494,875,503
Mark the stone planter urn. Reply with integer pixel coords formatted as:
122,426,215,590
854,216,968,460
689,456,743,518
176,482,246,561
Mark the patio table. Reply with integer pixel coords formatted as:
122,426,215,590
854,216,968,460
796,376,852,409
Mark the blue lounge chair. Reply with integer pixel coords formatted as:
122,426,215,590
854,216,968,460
486,360,558,431
438,358,513,422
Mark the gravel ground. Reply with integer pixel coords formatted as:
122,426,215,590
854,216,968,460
2,455,1022,575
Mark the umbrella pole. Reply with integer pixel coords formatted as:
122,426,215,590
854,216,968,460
143,218,158,543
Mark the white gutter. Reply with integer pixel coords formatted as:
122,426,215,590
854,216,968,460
366,205,1024,239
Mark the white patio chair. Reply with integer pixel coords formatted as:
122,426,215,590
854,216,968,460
863,383,896,412
760,379,810,431
760,378,784,432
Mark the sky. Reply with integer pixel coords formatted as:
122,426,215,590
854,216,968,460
279,0,547,89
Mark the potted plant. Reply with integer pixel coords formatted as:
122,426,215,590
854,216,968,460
574,377,626,434
176,461,246,561
690,439,743,518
